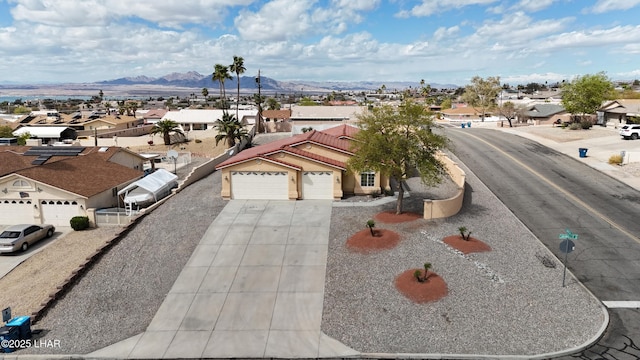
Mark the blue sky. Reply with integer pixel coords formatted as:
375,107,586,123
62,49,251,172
1,0,639,86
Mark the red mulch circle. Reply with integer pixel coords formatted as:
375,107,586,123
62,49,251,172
346,229,401,253
374,211,422,223
395,269,448,303
443,235,491,254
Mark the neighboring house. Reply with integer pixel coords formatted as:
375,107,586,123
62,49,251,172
12,126,77,145
142,109,168,124
160,109,257,131
289,105,367,124
0,146,145,226
598,99,640,126
440,106,483,121
216,124,388,200
73,116,143,131
521,104,570,124
262,109,291,122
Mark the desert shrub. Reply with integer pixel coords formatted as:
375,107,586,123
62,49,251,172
561,122,568,129
569,122,581,130
414,269,424,283
458,226,471,241
609,154,623,165
194,139,202,143
580,119,593,129
70,216,90,231
366,219,375,236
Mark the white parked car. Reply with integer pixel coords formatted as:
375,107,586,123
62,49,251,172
620,124,640,140
0,224,55,253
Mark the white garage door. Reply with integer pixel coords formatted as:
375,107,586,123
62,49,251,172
231,171,288,200
0,199,34,225
302,171,334,199
41,200,80,226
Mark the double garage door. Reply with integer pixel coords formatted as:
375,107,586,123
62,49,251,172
230,171,334,200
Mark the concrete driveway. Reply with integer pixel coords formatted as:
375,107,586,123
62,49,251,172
89,199,358,359
0,226,72,278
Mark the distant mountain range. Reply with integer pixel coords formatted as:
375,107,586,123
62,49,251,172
97,71,459,92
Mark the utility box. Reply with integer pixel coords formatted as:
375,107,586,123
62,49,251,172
6,316,32,340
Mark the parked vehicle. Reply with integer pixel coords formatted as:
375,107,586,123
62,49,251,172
0,224,55,253
620,124,640,140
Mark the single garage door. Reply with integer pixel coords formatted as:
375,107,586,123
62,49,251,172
41,200,80,226
231,171,288,200
0,199,34,225
302,171,334,199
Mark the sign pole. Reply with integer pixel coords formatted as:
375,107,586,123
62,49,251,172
562,249,569,287
559,229,578,288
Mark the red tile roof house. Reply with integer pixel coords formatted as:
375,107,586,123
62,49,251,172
215,124,389,200
0,146,145,226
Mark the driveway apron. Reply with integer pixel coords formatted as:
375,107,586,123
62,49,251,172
90,199,358,359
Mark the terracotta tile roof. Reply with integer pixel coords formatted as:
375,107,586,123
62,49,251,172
271,146,346,169
1,146,143,197
216,129,352,170
320,124,359,139
262,109,291,119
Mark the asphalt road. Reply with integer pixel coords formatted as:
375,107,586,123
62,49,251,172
446,127,640,359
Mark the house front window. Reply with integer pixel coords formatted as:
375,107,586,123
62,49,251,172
360,172,375,187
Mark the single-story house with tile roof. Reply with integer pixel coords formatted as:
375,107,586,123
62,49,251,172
0,146,144,226
440,106,484,121
215,124,388,200
598,99,640,126
161,109,257,130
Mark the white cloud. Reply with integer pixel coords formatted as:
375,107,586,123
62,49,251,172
9,0,253,28
513,0,557,12
589,0,640,13
397,0,498,17
534,25,640,52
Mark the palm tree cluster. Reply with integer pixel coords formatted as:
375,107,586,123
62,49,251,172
212,55,246,117
214,111,248,148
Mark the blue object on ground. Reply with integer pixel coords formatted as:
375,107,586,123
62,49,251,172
461,123,466,128
579,148,588,158
467,121,472,127
0,326,19,353
6,316,31,339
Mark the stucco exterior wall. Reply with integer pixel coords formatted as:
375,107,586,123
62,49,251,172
423,153,466,220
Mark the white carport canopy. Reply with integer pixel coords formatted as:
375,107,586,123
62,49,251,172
12,126,72,138
117,169,177,201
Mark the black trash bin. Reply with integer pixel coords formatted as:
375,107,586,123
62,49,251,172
0,326,20,353
6,316,32,339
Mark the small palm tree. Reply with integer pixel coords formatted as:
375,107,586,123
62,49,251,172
151,119,184,145
366,219,375,237
214,112,248,148
229,55,246,120
202,88,209,106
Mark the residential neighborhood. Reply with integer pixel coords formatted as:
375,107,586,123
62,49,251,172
1,71,640,359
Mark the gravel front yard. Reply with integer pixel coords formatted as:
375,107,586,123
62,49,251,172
322,155,605,356
24,170,226,355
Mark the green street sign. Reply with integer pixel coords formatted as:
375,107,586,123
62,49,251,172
559,229,578,240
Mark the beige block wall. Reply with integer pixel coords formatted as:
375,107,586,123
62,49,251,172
423,153,466,220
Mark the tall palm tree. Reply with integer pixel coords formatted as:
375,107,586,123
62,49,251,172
229,55,246,120
150,119,184,145
214,111,248,148
202,87,209,107
212,64,232,109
